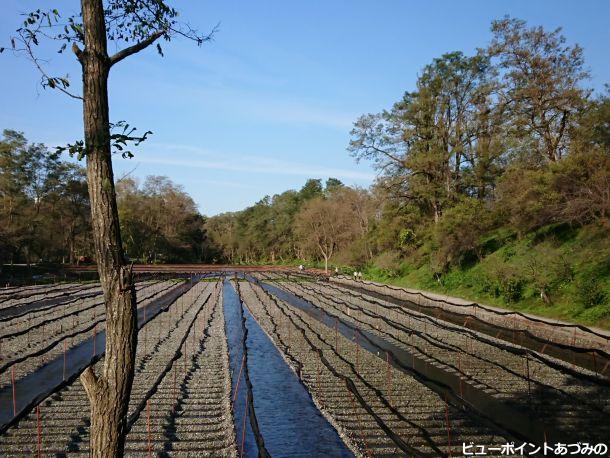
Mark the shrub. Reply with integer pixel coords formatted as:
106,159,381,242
524,244,574,304
487,263,526,303
373,251,402,278
577,276,607,308
496,167,562,233
433,198,495,268
398,228,417,250
579,303,610,322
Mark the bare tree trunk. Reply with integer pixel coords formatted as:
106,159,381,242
69,224,76,264
432,202,441,224
78,1,138,456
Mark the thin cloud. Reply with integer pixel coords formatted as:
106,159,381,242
180,178,258,190
205,87,357,129
136,153,375,181
119,72,357,130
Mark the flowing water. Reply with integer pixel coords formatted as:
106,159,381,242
223,279,353,457
259,279,562,447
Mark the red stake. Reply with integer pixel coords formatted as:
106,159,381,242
193,323,196,350
571,329,577,366
36,405,42,458
240,395,249,458
173,365,177,407
512,317,516,344
355,331,360,371
11,365,16,416
335,318,338,352
525,352,531,400
445,395,452,457
457,353,463,398
63,340,67,381
386,352,392,403
348,388,372,458
317,364,323,407
41,324,45,364
184,342,187,377
232,355,246,407
146,400,152,457
93,325,97,356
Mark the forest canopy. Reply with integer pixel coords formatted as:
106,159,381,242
204,17,610,324
2,17,609,322
207,18,609,272
0,130,208,265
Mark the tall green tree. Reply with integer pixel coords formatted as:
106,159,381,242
350,51,500,223
117,176,207,263
489,17,589,163
0,130,90,265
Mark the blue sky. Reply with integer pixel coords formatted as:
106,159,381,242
1,0,609,215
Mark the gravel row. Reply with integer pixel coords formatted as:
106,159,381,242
0,279,236,457
277,278,610,442
0,281,175,392
329,276,610,353
0,283,102,310
7,271,601,456
238,279,510,457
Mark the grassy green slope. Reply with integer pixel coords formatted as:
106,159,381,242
364,223,610,329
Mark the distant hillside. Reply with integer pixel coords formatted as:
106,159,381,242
203,18,610,328
364,223,610,329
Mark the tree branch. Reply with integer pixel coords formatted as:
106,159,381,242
109,30,164,67
14,28,83,100
80,365,100,400
72,42,84,63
